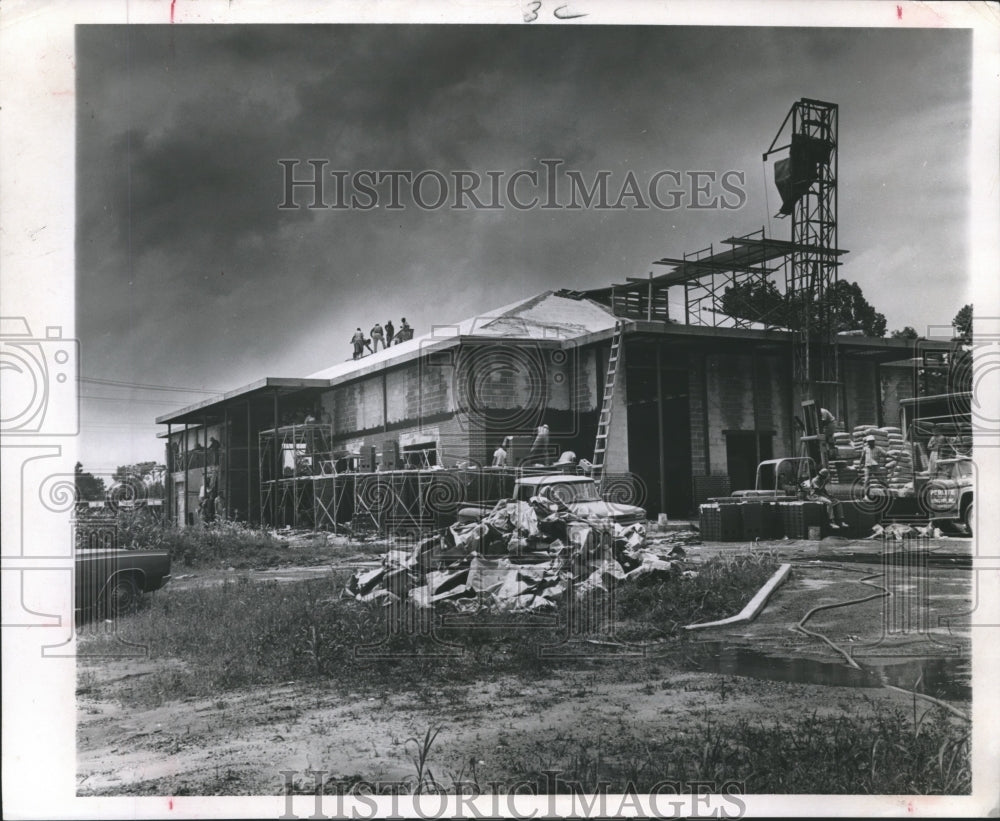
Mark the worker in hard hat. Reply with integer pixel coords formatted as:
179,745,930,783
860,434,887,498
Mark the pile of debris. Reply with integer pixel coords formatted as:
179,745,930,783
346,499,693,612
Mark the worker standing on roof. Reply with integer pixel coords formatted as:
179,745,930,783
385,320,395,346
396,318,413,344
370,322,385,352
351,328,366,360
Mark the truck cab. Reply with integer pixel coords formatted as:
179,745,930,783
920,455,974,534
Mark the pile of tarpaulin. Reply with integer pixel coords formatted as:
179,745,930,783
346,499,691,612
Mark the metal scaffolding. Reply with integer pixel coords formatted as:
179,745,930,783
258,423,334,528
311,466,526,535
765,97,841,404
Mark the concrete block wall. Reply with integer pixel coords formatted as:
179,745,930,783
318,342,583,468
688,355,708,475
704,353,753,473
880,362,915,428
756,353,793,459
700,352,793,474
574,347,600,413
841,359,880,429
602,349,630,476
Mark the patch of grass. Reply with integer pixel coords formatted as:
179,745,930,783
116,515,330,569
79,548,784,704
615,548,780,640
79,571,568,704
494,705,970,794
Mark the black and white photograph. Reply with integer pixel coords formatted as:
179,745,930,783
2,1,999,818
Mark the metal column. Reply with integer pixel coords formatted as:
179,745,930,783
182,423,188,527
166,422,172,523
656,343,667,516
247,400,253,524
223,404,230,519
272,390,280,526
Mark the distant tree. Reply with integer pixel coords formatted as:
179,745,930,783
891,326,920,340
719,279,786,326
953,303,972,342
821,280,887,337
720,278,886,336
113,461,157,484
111,461,165,500
74,462,106,501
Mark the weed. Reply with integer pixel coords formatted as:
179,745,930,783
499,706,969,794
615,548,780,641
404,725,444,794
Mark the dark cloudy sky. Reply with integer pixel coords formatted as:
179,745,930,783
76,24,971,470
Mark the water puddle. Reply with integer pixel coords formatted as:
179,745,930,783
811,551,971,569
681,642,970,701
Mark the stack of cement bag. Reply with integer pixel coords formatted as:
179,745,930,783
831,431,858,461
346,499,688,612
881,426,913,491
848,424,911,490
851,424,890,451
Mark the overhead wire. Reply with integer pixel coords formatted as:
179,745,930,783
78,376,219,394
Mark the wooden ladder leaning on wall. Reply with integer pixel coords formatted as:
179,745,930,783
591,319,623,490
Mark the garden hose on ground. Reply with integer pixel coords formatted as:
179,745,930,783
794,570,890,670
793,562,970,722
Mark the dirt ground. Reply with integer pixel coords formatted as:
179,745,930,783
76,533,973,796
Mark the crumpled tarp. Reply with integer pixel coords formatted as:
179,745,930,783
346,505,692,612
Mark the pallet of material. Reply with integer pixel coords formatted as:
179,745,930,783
778,501,825,539
740,500,782,540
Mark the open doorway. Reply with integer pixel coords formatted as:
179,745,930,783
725,431,774,491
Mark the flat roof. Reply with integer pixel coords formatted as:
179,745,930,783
155,377,329,425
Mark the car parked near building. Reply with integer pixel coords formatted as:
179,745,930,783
75,547,172,617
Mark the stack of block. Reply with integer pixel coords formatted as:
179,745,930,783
779,501,825,539
699,504,722,541
698,502,754,542
719,503,742,540
740,500,781,539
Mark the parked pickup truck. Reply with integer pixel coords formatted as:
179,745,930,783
75,548,172,616
734,454,974,535
921,455,974,535
456,474,646,527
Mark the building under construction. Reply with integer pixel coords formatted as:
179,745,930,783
155,98,949,532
